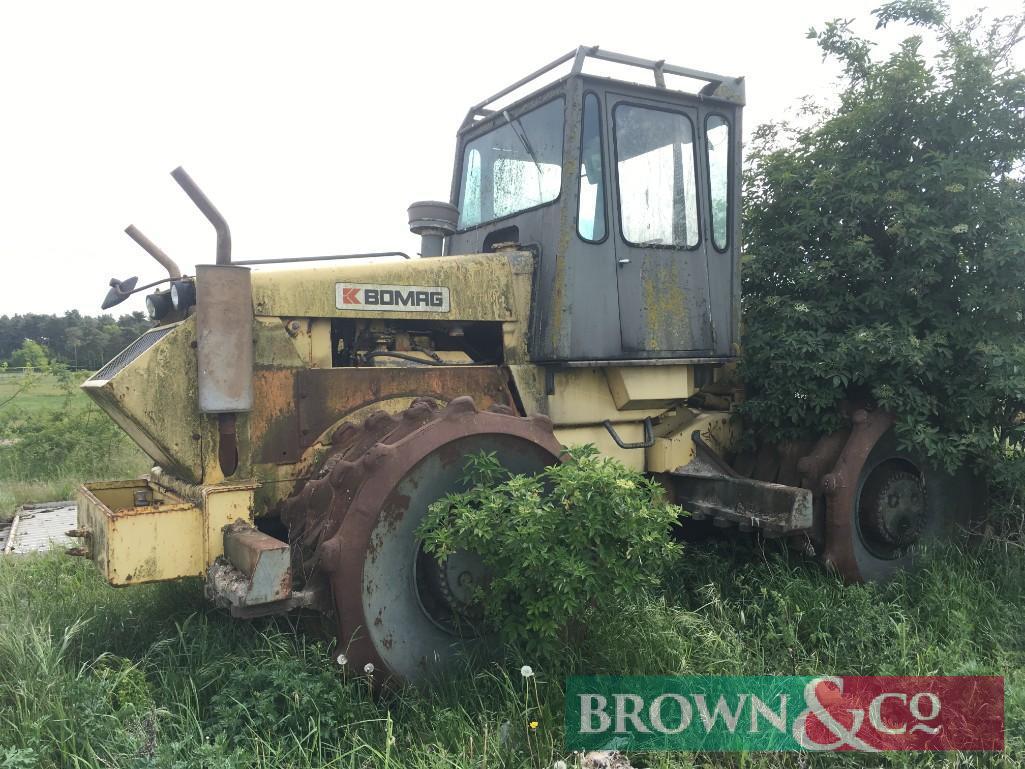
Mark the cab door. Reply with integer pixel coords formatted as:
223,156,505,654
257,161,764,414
606,92,716,355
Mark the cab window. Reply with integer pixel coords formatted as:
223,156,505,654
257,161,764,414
706,114,731,251
457,99,565,230
577,93,606,241
613,104,699,249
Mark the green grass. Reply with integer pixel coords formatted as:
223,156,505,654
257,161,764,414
0,377,1020,767
0,540,1021,768
0,372,149,516
0,372,75,419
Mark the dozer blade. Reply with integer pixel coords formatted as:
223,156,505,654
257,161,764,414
667,432,813,535
670,473,814,535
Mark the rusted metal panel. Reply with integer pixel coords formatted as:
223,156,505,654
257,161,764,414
669,471,813,535
221,521,292,605
196,264,254,413
250,370,302,464
4,504,77,554
295,366,516,449
74,478,257,586
81,320,212,484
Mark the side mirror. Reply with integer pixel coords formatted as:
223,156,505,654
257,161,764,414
101,276,139,310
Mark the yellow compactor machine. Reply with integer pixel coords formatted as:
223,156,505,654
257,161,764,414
73,47,974,684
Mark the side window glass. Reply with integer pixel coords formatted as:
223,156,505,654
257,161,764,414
614,104,698,249
577,93,606,241
456,99,565,229
458,148,482,228
706,115,730,251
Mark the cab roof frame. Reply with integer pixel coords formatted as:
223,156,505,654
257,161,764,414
459,44,745,133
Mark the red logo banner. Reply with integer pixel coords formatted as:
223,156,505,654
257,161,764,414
797,676,1003,751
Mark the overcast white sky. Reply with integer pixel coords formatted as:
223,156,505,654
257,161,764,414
1,0,1021,317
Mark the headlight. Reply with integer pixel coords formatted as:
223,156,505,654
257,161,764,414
145,290,173,320
170,280,196,311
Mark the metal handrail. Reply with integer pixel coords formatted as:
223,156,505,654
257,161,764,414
233,251,410,266
460,45,742,129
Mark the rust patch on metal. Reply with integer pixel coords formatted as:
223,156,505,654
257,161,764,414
250,370,301,464
379,492,411,531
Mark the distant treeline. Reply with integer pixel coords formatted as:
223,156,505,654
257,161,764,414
0,312,151,370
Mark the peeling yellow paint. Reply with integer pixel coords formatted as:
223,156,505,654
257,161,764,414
76,478,256,586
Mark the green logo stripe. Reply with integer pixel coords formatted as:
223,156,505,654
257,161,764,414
566,676,809,751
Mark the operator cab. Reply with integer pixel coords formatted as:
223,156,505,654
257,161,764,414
445,46,744,364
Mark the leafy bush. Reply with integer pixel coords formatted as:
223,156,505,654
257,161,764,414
0,403,139,481
740,1,1025,472
419,447,683,657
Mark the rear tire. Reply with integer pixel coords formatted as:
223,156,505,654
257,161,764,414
846,428,976,582
820,410,980,583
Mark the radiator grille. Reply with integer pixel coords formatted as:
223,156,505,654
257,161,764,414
89,325,176,382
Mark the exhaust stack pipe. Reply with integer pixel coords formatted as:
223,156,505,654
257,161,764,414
170,166,232,265
124,225,181,279
168,166,250,480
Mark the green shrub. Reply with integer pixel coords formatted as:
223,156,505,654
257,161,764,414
419,446,683,657
94,654,155,716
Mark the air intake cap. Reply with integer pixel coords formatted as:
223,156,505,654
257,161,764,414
408,201,459,258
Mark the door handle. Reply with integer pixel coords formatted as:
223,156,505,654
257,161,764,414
617,258,631,266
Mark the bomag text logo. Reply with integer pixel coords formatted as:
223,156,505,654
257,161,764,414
335,283,450,313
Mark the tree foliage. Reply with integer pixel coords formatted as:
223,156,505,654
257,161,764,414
0,312,150,370
741,1,1025,470
8,339,48,370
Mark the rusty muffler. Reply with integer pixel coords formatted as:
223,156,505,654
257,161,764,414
170,167,251,478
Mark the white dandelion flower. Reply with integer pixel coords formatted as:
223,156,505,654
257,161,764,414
520,665,534,678
336,653,348,666
363,662,375,674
